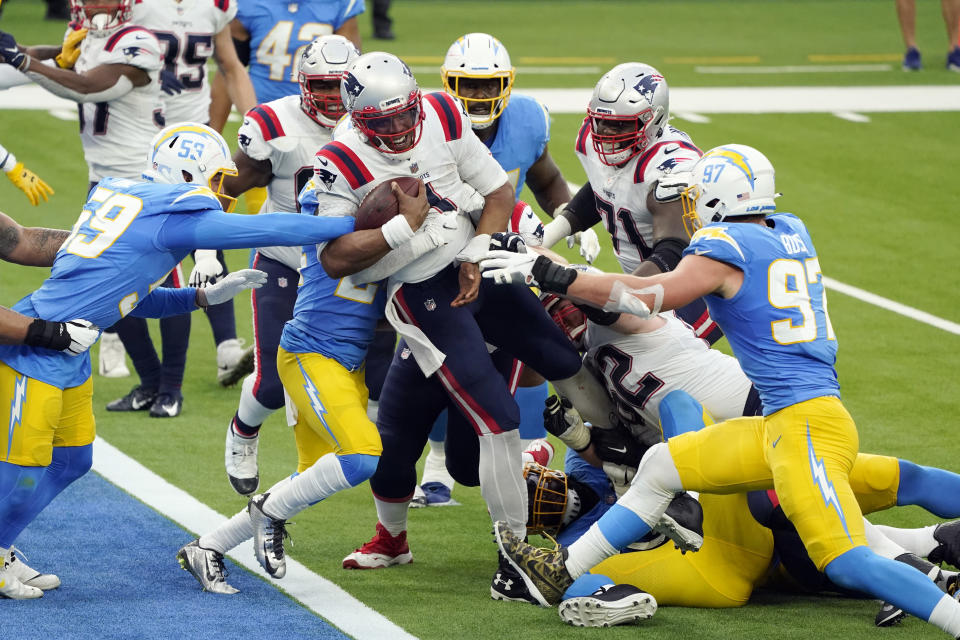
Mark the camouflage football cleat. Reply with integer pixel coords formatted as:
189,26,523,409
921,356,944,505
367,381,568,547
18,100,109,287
493,521,572,606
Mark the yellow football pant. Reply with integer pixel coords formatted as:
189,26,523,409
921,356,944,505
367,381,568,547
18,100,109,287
276,348,381,474
668,396,867,571
0,362,95,467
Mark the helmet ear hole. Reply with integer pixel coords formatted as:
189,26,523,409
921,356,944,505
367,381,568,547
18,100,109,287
706,198,720,209
182,170,194,183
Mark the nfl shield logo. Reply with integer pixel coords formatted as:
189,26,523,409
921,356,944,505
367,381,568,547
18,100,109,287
278,277,288,288
424,298,436,311
288,3,298,12
409,162,419,174
400,347,412,359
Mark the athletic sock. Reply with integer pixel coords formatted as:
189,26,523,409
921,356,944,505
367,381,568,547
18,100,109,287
873,524,938,557
421,438,453,489
232,414,260,439
565,522,619,580
199,475,292,554
374,496,411,536
262,453,354,520
236,375,275,431
478,430,527,537
928,594,960,636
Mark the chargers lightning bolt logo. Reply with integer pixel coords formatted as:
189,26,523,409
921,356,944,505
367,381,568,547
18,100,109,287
690,225,746,261
7,374,26,461
295,357,339,447
807,422,852,542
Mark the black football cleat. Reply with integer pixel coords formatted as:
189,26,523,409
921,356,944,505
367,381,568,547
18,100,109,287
929,521,960,568
106,385,157,412
559,584,657,627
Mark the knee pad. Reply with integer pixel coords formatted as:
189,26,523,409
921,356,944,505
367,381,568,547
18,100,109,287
337,453,379,487
658,390,713,440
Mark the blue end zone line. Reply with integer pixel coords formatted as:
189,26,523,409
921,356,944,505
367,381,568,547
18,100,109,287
90,438,418,640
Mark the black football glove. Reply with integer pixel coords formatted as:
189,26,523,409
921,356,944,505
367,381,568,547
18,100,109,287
489,231,526,253
0,31,28,70
160,68,185,96
590,422,645,468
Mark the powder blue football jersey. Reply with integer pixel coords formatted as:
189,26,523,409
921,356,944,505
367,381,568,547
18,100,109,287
684,213,839,414
485,93,551,198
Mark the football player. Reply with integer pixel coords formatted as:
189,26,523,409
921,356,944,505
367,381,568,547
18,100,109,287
410,33,599,508
0,142,54,206
485,144,960,638
0,122,354,599
216,34,360,496
305,53,612,596
130,0,258,389
541,63,722,345
207,0,364,131
177,172,443,592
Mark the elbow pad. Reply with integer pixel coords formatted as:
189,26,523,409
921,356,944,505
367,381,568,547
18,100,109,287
233,37,251,66
646,237,688,273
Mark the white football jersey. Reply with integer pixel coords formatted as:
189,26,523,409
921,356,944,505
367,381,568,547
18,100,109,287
237,94,332,269
584,313,753,432
74,26,163,181
132,0,236,125
575,122,701,274
311,91,508,284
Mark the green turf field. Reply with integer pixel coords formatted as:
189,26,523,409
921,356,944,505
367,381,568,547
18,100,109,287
1,0,959,638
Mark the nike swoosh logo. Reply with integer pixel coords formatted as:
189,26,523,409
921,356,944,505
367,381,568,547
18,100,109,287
772,434,782,448
132,397,151,410
135,35,150,40
608,445,628,454
158,402,180,415
693,248,712,256
663,144,680,154
317,157,328,166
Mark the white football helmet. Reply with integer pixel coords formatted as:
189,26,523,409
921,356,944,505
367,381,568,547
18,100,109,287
441,33,515,130
69,0,133,37
341,52,423,157
681,144,780,236
145,123,239,212
298,35,361,128
587,63,669,166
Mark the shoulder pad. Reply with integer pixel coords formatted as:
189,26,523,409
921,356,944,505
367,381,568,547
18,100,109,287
423,92,465,141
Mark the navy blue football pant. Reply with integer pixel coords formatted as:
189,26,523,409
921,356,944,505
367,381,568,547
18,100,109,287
369,265,582,500
247,253,299,411
364,329,397,402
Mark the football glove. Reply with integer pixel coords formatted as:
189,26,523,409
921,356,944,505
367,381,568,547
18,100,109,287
55,28,87,69
543,395,591,452
566,228,601,264
5,162,54,206
189,250,224,287
160,68,185,96
488,231,526,253
481,251,578,293
590,422,644,469
24,318,99,355
202,269,267,306
0,31,28,71
654,170,694,203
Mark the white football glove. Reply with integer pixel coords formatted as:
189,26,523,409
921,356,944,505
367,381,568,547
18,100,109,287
653,170,694,203
62,319,100,356
566,228,601,264
479,250,539,286
203,269,268,306
189,250,224,288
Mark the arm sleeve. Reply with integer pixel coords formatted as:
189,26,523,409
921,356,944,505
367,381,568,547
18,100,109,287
563,181,601,229
155,210,355,250
129,287,197,318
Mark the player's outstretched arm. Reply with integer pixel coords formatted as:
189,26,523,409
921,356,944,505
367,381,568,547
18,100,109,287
0,211,68,267
156,210,356,252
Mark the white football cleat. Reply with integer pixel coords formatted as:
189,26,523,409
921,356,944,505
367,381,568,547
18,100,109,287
217,338,254,387
6,547,59,591
97,331,130,378
225,422,260,496
0,558,43,599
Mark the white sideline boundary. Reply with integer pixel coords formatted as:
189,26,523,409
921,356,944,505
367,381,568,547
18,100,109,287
91,438,418,640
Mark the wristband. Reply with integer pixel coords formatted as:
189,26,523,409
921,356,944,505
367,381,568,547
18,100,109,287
24,318,70,351
380,215,415,249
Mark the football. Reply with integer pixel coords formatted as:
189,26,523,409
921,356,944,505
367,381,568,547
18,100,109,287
354,177,422,230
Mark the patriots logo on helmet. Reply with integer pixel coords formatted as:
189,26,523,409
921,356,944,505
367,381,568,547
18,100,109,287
400,60,413,77
316,168,337,190
238,133,252,148
633,74,663,102
122,46,142,58
342,72,365,100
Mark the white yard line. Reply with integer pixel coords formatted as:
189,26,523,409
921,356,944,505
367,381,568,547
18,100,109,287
91,438,418,640
822,277,960,336
695,64,893,74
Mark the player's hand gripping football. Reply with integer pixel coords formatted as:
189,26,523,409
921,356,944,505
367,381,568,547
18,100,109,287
55,28,87,69
393,180,429,232
189,250,224,287
198,269,268,307
5,162,54,206
0,31,28,71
